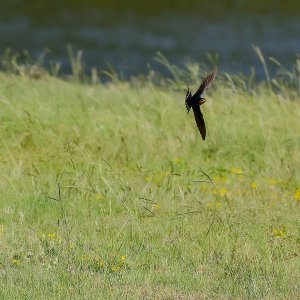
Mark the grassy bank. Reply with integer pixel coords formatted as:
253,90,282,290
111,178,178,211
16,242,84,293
0,69,299,299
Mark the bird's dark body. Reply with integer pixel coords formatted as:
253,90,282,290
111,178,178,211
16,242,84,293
185,68,217,140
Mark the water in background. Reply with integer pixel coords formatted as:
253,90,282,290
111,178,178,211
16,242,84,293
0,0,299,78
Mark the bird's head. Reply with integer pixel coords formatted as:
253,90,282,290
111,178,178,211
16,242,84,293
199,97,206,105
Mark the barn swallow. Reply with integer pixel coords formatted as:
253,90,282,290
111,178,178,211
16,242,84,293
185,68,217,140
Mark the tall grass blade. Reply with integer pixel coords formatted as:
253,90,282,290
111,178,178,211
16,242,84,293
252,45,272,91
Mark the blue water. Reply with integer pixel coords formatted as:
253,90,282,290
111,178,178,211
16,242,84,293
0,5,299,78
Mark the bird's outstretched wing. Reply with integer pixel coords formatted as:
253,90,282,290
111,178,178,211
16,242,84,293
193,68,217,99
192,104,206,140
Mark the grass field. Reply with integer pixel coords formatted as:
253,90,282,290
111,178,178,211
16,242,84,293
0,63,299,299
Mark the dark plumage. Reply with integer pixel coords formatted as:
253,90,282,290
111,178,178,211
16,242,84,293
185,68,217,140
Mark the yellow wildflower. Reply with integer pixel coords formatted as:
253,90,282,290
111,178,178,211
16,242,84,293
11,259,21,266
111,265,120,272
0,224,4,236
47,233,57,240
121,255,126,261
230,168,243,174
294,189,300,202
153,173,169,185
212,175,227,183
94,258,104,268
173,157,181,164
272,227,286,238
95,193,103,201
251,182,257,189
219,187,227,197
153,203,161,210
267,178,280,186
154,177,162,185
215,202,222,208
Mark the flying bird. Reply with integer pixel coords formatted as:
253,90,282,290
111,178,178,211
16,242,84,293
185,68,217,140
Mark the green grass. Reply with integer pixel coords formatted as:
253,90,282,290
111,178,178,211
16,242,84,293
0,68,299,299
